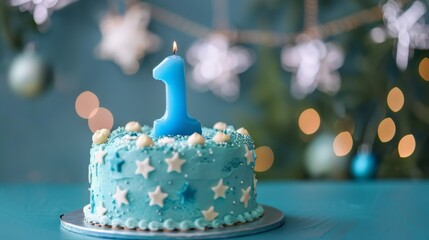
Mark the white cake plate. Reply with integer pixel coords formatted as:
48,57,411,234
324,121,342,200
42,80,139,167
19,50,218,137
60,205,285,239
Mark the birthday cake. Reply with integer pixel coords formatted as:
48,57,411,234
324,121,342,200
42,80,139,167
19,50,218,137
83,42,263,231
83,121,263,231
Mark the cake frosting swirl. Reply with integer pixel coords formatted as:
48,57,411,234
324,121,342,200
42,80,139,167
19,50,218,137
84,123,263,231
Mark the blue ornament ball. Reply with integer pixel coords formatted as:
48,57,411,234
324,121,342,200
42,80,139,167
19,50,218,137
351,152,377,179
305,133,347,178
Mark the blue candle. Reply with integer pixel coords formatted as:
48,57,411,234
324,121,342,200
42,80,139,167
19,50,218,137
152,42,202,137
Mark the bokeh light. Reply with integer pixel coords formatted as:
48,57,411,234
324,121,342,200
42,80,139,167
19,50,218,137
387,87,404,112
333,131,353,157
298,108,321,135
88,107,114,133
419,58,429,81
369,27,386,43
254,146,274,172
377,117,396,143
398,134,416,158
75,91,100,119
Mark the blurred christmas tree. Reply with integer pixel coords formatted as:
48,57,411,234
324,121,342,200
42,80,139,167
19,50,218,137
247,0,429,180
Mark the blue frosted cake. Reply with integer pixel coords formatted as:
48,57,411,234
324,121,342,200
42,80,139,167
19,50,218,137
83,121,263,231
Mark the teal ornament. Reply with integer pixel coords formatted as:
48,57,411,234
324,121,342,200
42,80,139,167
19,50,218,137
351,151,377,180
8,48,52,98
305,133,347,178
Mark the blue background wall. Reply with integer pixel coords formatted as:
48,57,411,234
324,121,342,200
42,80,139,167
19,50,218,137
1,0,408,182
0,0,263,182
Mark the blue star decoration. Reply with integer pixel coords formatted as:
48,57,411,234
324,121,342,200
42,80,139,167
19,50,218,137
177,182,196,204
109,152,125,172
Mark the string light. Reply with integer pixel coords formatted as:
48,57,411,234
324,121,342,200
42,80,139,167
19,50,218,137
333,131,353,157
254,146,274,172
398,134,416,158
419,57,429,81
387,87,404,112
377,117,396,143
75,91,99,119
298,108,321,135
88,107,114,133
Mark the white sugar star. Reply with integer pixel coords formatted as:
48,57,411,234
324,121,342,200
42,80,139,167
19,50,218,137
211,179,229,199
244,145,254,165
96,202,107,217
113,186,129,207
240,186,251,208
148,186,168,207
96,4,160,75
94,149,106,164
135,158,155,179
202,206,219,221
165,152,186,173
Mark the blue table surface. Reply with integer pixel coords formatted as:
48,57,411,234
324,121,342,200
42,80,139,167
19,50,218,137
1,181,428,240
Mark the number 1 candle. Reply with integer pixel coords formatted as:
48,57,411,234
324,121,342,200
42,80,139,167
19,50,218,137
152,41,202,137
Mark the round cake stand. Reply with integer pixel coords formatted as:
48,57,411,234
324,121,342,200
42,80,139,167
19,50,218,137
60,205,285,239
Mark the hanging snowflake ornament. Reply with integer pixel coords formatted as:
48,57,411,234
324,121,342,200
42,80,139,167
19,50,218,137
186,33,253,101
96,3,161,75
281,39,344,99
383,0,429,70
10,0,77,25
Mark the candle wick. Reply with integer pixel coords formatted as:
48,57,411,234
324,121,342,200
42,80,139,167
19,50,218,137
173,41,177,55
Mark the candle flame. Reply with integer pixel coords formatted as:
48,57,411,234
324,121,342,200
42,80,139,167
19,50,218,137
173,41,177,55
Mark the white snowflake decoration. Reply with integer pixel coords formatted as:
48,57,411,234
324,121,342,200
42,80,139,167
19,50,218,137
96,4,161,75
10,0,76,25
186,34,253,101
383,0,429,70
281,39,344,99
